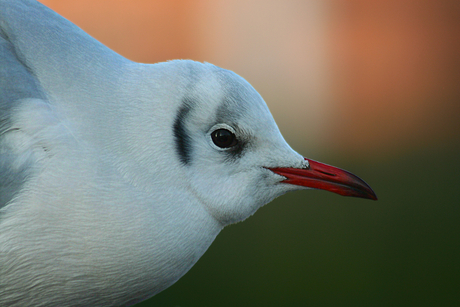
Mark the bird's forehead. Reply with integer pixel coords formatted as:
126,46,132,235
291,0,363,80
189,67,271,128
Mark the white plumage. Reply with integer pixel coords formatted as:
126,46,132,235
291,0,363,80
0,1,376,306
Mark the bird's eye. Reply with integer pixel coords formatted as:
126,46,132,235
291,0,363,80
211,129,238,148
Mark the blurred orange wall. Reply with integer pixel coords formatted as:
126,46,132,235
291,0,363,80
328,0,460,156
38,0,460,159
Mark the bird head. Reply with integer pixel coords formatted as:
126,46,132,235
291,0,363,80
124,60,376,226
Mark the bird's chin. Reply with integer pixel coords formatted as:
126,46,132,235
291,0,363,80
223,185,297,226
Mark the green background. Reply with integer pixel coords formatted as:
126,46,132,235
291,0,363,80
139,145,460,307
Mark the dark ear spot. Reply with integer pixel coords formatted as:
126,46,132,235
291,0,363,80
173,99,193,165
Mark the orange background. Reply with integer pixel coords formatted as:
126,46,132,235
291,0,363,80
38,0,460,160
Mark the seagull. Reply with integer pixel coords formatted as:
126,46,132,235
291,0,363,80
0,0,377,306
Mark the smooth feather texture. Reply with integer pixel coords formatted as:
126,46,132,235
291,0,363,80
0,1,307,306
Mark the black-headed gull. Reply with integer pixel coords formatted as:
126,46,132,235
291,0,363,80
0,0,377,306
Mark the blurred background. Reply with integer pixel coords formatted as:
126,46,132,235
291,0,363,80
39,1,460,306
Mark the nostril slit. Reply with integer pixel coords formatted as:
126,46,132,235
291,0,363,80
318,170,336,177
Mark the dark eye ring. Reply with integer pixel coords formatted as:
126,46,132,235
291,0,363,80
211,129,238,148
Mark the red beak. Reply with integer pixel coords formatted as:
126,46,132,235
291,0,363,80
269,158,377,200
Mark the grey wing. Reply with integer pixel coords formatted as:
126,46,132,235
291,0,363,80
0,0,127,209
0,23,48,209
